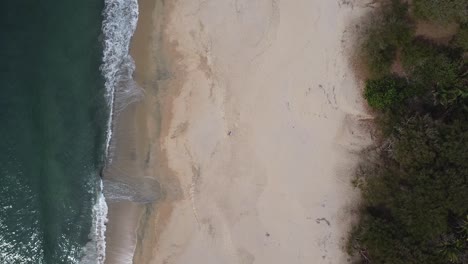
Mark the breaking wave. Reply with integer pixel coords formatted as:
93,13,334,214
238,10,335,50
81,0,141,263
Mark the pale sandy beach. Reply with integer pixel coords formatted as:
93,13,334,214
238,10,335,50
106,0,373,263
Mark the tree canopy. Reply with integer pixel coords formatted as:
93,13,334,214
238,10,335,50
348,1,468,263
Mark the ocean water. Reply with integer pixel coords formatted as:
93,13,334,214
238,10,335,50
0,0,139,263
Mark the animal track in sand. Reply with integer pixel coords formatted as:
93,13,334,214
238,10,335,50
316,217,331,226
318,84,339,110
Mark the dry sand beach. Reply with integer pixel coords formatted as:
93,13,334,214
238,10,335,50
105,0,374,263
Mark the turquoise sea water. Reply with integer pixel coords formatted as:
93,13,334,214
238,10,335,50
0,1,108,263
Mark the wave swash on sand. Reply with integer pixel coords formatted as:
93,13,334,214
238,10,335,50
81,0,140,263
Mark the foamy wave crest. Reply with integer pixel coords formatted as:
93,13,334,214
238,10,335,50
81,0,140,263
101,0,141,160
80,181,108,264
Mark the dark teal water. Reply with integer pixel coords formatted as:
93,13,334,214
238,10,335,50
0,1,107,263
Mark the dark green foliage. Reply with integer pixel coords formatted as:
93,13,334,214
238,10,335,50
400,39,468,112
350,213,445,263
434,83,468,109
402,40,462,89
362,0,413,77
364,76,409,110
413,0,468,24
350,117,468,263
350,1,468,263
453,24,468,51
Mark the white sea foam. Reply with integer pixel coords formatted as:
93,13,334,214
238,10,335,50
81,0,140,263
80,181,108,264
101,0,141,161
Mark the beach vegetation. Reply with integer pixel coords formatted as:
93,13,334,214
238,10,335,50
362,0,413,77
413,0,468,24
401,40,462,89
453,24,468,51
349,0,468,263
364,76,409,110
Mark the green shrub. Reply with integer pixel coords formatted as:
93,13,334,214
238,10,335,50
350,117,468,263
413,0,468,24
350,1,468,263
364,76,409,110
402,40,461,89
435,84,468,107
363,0,413,77
453,24,468,51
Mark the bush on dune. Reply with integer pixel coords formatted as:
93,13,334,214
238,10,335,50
350,117,468,264
401,40,467,109
453,24,468,51
362,0,413,77
349,1,468,263
364,76,409,110
413,0,468,24
401,40,461,89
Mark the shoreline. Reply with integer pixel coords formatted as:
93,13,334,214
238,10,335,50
106,0,374,263
104,0,183,263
